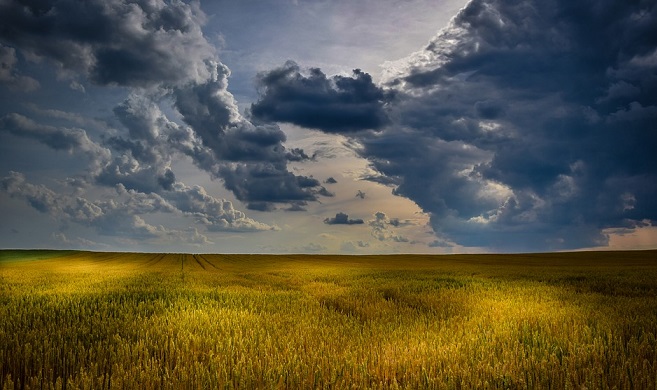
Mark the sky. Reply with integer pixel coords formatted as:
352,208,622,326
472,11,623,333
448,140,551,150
1,0,656,254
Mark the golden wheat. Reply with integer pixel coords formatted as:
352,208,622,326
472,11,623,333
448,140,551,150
1,250,656,389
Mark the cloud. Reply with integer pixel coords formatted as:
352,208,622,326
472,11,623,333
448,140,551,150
323,212,364,225
164,182,277,232
172,62,240,147
324,177,338,184
47,70,321,207
102,86,324,207
2,171,277,241
0,0,215,87
1,171,61,214
170,62,322,206
374,0,657,250
340,240,370,253
0,113,111,174
1,171,174,239
368,212,411,243
51,232,109,250
246,202,277,212
98,93,183,193
286,148,311,162
285,202,307,212
300,242,327,253
251,61,390,133
26,104,108,129
4,0,656,252
0,44,39,91
428,238,454,248
96,156,173,194
256,0,657,251
317,187,335,197
113,93,168,142
1,0,321,214
68,80,85,93
185,228,213,246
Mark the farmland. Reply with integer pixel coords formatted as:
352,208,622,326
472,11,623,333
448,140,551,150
1,250,656,389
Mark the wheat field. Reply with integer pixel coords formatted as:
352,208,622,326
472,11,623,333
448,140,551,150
1,250,656,389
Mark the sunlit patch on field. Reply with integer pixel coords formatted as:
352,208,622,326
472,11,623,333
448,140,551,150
1,250,656,389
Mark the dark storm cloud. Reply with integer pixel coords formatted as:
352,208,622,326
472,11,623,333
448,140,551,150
373,0,657,250
1,0,321,208
158,169,176,191
0,43,39,91
323,212,364,225
171,63,322,204
0,0,336,251
104,137,157,165
246,202,276,212
251,61,390,133
317,187,335,197
285,202,307,212
285,148,311,162
324,177,338,184
474,100,505,119
219,163,318,206
105,86,323,206
0,0,215,87
257,0,656,251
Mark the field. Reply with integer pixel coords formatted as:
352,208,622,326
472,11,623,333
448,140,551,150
1,250,656,389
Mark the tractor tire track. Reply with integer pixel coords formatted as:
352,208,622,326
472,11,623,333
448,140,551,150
197,254,220,270
143,253,166,268
192,254,206,270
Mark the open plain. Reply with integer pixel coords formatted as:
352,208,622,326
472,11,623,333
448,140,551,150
1,250,656,389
